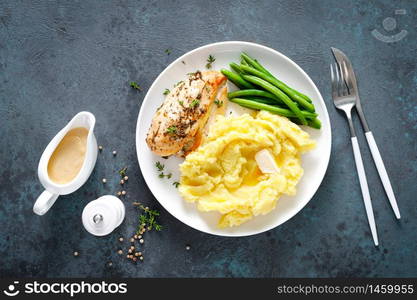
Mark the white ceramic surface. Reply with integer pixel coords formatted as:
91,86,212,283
34,111,98,215
136,41,331,236
82,195,126,236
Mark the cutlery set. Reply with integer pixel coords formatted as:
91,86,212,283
330,47,400,246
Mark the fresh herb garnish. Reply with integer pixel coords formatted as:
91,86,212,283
133,202,163,233
174,80,184,87
156,161,171,179
178,100,184,106
158,172,172,179
173,181,180,188
206,54,215,69
155,161,164,172
165,49,171,55
119,167,128,178
214,99,223,107
130,81,142,91
163,89,170,95
190,99,200,108
166,126,177,135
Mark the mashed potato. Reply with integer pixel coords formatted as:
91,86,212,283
179,111,316,228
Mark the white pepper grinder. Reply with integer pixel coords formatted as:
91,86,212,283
82,195,125,236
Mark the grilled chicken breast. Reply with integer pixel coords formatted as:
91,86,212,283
146,70,227,156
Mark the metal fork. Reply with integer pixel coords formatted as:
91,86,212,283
330,62,379,246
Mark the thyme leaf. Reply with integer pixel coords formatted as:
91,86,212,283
155,161,164,172
166,126,177,135
190,99,200,108
206,54,215,69
214,99,223,107
130,81,141,91
119,167,128,178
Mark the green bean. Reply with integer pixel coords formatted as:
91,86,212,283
291,117,322,129
240,58,249,66
230,98,317,120
221,69,255,89
289,88,312,103
241,52,312,103
241,52,273,77
239,97,281,105
242,75,307,125
229,63,243,75
308,118,321,129
228,89,284,105
240,65,315,112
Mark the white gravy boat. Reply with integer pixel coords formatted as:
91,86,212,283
33,111,98,215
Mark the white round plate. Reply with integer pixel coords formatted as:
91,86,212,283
136,41,331,237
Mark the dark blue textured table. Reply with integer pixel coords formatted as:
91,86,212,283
1,0,416,278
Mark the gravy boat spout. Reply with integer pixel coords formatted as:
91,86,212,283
34,111,98,215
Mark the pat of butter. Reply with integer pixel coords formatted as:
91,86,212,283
255,149,280,174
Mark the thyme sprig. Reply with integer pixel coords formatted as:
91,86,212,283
155,161,164,172
130,81,141,91
206,54,215,69
214,99,223,107
119,166,128,178
133,202,163,233
155,161,171,179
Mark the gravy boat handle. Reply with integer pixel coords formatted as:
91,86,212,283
33,190,59,215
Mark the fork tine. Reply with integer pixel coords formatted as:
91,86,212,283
334,62,344,97
337,62,347,96
341,61,352,94
330,64,338,99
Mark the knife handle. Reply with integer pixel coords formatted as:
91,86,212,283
365,131,401,219
351,136,379,246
